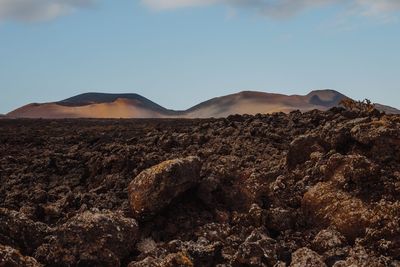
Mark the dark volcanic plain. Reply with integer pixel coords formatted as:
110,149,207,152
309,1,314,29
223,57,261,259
0,108,399,266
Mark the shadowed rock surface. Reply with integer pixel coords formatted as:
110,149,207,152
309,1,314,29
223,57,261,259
0,244,42,267
34,210,139,267
0,107,399,266
128,156,201,220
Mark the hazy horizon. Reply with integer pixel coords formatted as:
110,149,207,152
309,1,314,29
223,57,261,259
1,1,399,113
2,88,399,114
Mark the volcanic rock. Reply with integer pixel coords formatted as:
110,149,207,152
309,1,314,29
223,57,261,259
290,247,326,267
302,182,370,241
312,228,347,253
34,210,139,267
1,108,399,266
286,134,326,169
0,244,42,267
128,156,202,219
0,208,50,255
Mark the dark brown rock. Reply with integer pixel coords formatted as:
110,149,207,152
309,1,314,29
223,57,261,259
0,244,42,267
286,134,326,169
0,208,50,255
0,109,399,265
34,210,139,267
290,248,326,267
332,245,392,267
312,228,346,253
128,156,202,219
128,252,194,267
232,228,278,266
302,182,370,241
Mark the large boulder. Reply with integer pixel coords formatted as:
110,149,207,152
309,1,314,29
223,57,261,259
0,244,42,267
34,210,139,267
302,182,370,241
128,156,202,219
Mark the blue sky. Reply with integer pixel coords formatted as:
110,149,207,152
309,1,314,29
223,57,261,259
0,0,399,113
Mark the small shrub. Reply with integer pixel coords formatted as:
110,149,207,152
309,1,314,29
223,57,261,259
339,98,376,113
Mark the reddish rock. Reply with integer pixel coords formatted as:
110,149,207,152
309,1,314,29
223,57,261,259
302,182,370,241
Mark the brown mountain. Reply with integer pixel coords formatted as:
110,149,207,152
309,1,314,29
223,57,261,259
7,93,178,119
184,90,346,118
6,90,400,118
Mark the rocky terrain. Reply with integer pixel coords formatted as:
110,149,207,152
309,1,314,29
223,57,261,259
0,107,399,266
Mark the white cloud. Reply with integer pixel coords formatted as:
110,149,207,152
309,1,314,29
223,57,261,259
355,0,400,16
141,0,400,18
0,0,94,22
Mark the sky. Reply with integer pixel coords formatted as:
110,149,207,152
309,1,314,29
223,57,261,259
0,0,399,114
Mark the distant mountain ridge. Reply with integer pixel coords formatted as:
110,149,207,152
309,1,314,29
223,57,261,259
6,90,400,119
59,93,172,112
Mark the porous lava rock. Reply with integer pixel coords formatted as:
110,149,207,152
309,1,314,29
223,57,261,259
0,244,42,267
128,156,202,219
34,210,139,266
0,108,399,266
290,247,326,267
0,208,50,255
302,182,370,241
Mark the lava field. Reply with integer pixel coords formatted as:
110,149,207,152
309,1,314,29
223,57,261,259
0,108,399,266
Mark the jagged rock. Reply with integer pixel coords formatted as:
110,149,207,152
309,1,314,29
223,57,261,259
128,252,194,267
266,207,295,232
1,108,400,265
34,210,139,267
166,238,222,267
128,257,159,267
137,238,158,255
363,200,400,259
312,228,349,266
286,134,326,169
290,248,326,267
332,245,392,267
302,182,370,241
350,118,400,162
0,244,42,267
0,208,50,255
232,228,278,266
128,156,202,219
160,252,194,267
325,154,378,188
312,228,346,253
